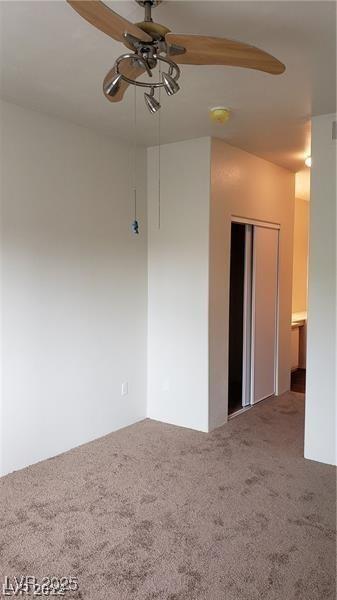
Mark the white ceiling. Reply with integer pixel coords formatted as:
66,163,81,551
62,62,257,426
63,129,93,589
1,1,336,171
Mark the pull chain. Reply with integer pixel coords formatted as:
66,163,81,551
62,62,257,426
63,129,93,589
158,62,161,230
132,85,139,234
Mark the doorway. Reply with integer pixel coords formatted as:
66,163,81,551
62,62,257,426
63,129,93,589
228,223,246,414
228,219,280,416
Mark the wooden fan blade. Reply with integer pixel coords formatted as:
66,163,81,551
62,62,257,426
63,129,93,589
103,61,145,102
67,0,152,43
166,34,285,75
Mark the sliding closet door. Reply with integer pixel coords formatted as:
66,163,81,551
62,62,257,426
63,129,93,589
251,226,279,404
242,225,253,407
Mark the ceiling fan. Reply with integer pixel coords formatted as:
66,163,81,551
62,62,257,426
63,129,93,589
67,0,286,113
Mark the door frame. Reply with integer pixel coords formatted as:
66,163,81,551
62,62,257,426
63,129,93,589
230,216,281,412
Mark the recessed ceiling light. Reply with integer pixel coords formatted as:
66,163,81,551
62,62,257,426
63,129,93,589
305,156,312,168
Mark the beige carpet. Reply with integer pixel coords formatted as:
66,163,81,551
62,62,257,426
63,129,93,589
0,392,335,600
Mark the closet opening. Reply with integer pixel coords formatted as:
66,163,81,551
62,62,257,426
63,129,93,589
228,223,246,415
228,219,280,417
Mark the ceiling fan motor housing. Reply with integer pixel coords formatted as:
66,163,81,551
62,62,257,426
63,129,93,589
135,0,162,8
135,0,168,41
135,21,170,40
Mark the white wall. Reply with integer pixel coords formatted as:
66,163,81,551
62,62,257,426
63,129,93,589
147,136,295,433
209,139,295,429
305,113,336,466
147,138,211,432
0,106,301,471
292,196,309,314
0,100,147,476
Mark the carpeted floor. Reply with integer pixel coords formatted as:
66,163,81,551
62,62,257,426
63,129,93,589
0,392,335,600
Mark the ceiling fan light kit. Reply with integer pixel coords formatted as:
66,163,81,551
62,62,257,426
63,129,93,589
105,50,181,111
104,72,123,97
162,71,180,96
144,87,161,113
67,0,286,114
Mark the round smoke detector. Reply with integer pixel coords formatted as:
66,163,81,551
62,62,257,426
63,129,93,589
209,107,231,124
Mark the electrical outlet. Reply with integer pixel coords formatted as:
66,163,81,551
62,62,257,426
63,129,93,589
121,382,128,396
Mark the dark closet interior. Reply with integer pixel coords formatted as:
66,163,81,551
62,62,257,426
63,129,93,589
228,223,246,415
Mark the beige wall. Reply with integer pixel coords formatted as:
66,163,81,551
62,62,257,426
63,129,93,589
292,197,309,314
295,168,310,203
209,138,295,429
